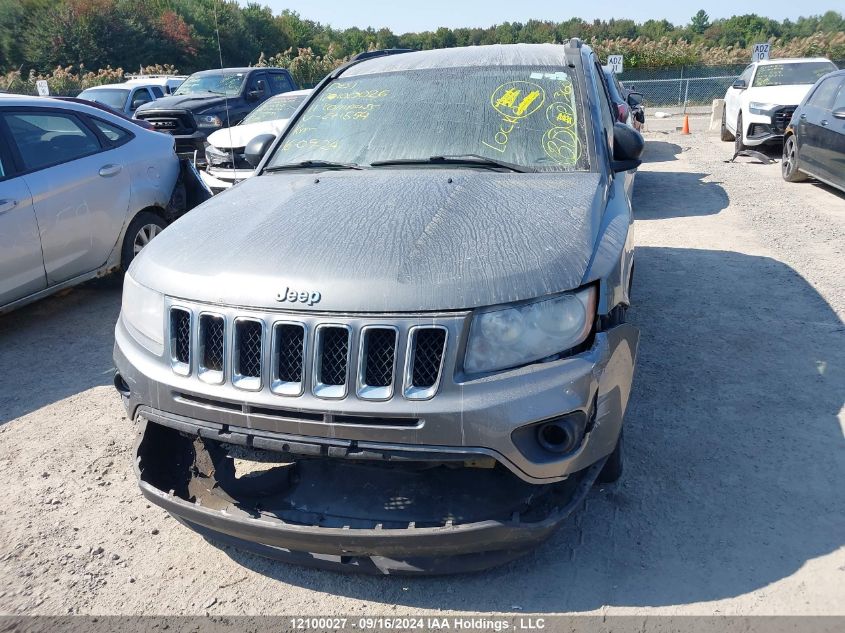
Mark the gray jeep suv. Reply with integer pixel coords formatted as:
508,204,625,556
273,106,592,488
114,41,643,574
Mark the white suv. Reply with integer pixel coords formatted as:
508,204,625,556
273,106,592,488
722,57,837,151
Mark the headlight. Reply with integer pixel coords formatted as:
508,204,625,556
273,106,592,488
196,114,223,128
464,286,597,374
749,102,778,115
121,274,165,355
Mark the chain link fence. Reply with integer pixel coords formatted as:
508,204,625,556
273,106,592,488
618,60,845,111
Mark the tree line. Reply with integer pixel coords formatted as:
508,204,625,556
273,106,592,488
1,0,843,76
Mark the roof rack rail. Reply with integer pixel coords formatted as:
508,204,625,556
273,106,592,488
352,48,413,61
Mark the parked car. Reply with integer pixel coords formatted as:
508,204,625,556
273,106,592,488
125,74,187,95
782,69,845,192
54,97,157,131
201,88,312,191
0,95,207,314
602,67,644,130
77,82,163,116
115,41,643,575
721,57,837,152
133,67,297,161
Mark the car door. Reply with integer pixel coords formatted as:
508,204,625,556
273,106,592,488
813,76,845,189
0,134,46,306
725,65,753,130
129,88,154,115
798,76,841,175
1,107,131,284
268,72,295,95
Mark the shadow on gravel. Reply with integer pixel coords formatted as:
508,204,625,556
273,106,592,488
219,248,843,612
0,276,121,425
641,141,683,163
633,171,728,219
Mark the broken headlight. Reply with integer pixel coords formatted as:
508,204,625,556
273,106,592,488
464,287,596,374
121,273,165,355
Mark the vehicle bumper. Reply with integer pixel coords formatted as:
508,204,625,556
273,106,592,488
743,107,795,145
200,167,253,192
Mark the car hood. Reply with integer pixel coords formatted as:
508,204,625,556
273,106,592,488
206,119,290,149
132,169,605,312
136,93,230,112
745,84,814,106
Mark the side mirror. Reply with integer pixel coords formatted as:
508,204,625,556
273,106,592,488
246,90,261,102
732,79,747,90
244,133,276,168
611,122,644,173
833,107,845,121
627,91,643,107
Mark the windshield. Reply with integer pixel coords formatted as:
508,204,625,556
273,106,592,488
242,93,307,124
78,88,128,109
174,72,245,96
266,65,589,171
752,62,836,87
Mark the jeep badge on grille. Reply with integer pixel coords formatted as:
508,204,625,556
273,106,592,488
276,287,321,306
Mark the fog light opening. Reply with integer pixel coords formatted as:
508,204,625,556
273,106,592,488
113,372,130,398
537,419,581,454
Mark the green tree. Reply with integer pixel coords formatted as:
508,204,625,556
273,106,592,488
690,10,710,35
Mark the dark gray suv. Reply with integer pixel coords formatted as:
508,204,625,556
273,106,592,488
114,40,643,574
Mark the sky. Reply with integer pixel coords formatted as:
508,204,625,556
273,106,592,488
255,0,839,32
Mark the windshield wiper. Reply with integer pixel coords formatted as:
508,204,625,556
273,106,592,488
263,160,363,172
370,154,531,173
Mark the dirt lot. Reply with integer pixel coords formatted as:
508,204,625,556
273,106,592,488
1,116,843,616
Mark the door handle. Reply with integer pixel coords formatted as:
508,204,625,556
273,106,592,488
820,120,829,127
98,164,123,177
0,198,18,215
799,113,807,119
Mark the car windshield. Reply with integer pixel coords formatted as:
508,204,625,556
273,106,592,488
242,94,307,124
174,72,245,96
752,62,836,87
266,65,589,171
78,88,128,109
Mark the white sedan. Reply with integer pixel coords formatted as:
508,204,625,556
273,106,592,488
201,89,311,191
721,57,837,151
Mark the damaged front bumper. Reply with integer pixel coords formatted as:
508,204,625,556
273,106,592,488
135,417,606,574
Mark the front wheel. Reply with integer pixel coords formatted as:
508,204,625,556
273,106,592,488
720,104,735,141
782,135,807,183
121,212,167,270
597,429,624,484
734,113,747,153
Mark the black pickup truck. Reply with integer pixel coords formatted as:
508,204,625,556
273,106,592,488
134,67,297,161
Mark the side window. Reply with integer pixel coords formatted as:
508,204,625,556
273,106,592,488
249,72,269,98
150,86,164,98
807,77,840,110
89,117,133,146
130,88,153,111
4,111,102,172
594,62,616,128
833,78,845,110
0,154,5,179
739,65,754,84
268,72,293,94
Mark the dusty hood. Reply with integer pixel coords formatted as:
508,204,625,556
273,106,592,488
136,93,229,112
207,119,290,149
132,169,605,312
745,84,814,107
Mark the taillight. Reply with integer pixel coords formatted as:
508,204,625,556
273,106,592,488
617,103,629,123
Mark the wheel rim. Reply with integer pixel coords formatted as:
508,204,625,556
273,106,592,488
783,138,796,176
735,115,742,151
133,223,162,256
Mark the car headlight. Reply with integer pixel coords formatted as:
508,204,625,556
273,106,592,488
196,114,223,128
749,102,778,115
121,274,165,355
464,286,597,374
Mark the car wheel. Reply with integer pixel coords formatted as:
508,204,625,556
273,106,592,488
782,135,807,183
720,104,735,141
734,113,746,153
597,429,624,484
122,211,167,270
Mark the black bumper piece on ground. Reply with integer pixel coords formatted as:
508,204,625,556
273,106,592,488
135,418,604,575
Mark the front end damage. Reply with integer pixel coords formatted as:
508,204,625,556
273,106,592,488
135,418,604,574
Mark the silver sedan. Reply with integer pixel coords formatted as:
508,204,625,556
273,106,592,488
0,95,182,314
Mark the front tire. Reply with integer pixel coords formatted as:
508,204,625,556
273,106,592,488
734,113,747,153
782,134,807,183
597,429,624,484
720,104,735,141
121,212,167,270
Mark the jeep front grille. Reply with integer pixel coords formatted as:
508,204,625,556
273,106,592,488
166,307,453,401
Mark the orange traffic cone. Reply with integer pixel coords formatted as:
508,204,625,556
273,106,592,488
681,115,690,134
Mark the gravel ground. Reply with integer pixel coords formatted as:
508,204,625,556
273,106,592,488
1,118,843,616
